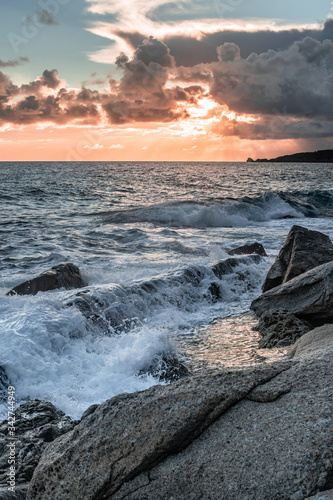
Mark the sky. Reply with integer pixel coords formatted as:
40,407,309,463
1,0,333,161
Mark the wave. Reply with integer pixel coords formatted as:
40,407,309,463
67,255,263,336
99,190,333,228
0,255,265,420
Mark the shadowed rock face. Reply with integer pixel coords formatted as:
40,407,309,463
26,325,333,500
262,225,333,292
0,400,76,495
6,263,86,296
251,260,333,325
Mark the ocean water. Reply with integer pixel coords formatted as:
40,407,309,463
1,161,333,420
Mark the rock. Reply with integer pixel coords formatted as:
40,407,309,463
0,484,28,499
6,263,86,296
256,309,311,348
208,282,221,302
263,225,333,292
139,353,190,382
289,324,333,359
108,340,333,500
0,400,76,489
251,260,333,326
27,363,291,500
228,242,267,257
0,367,10,402
27,335,333,500
246,157,254,162
306,490,333,499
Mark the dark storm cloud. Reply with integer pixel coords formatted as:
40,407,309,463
134,36,174,67
210,37,333,118
114,19,333,67
0,57,29,68
213,113,333,141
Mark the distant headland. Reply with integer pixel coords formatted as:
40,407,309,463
247,149,333,163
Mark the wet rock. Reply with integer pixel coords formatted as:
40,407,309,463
0,367,10,402
0,484,28,499
7,263,86,296
263,225,333,292
211,254,261,279
208,282,221,302
257,309,311,348
228,242,267,257
251,260,333,325
0,400,76,488
139,353,190,382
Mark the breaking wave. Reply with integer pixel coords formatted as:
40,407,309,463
100,191,333,228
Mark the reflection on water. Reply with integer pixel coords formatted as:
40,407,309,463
177,313,291,372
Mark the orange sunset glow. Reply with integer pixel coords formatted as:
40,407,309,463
1,0,333,161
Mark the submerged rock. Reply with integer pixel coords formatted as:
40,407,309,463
262,225,333,292
251,260,333,325
256,309,311,348
6,263,86,296
0,400,76,491
228,242,267,257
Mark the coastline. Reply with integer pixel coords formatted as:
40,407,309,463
1,225,333,499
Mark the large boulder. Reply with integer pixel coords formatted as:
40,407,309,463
27,336,333,500
0,400,76,493
262,225,333,292
27,363,290,500
251,260,333,326
6,263,86,296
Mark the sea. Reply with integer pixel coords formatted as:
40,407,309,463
1,161,333,421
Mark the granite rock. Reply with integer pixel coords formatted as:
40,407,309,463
27,363,290,500
251,260,333,325
257,308,311,347
0,400,76,490
262,225,333,292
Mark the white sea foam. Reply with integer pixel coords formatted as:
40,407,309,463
102,193,303,228
0,257,266,420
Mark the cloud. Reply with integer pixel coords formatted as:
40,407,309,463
23,9,59,28
0,57,29,68
101,20,333,68
109,144,124,148
210,37,333,118
2,30,333,144
35,9,59,26
85,0,325,65
0,42,201,127
134,37,174,67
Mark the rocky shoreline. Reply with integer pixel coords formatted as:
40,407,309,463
1,226,333,499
